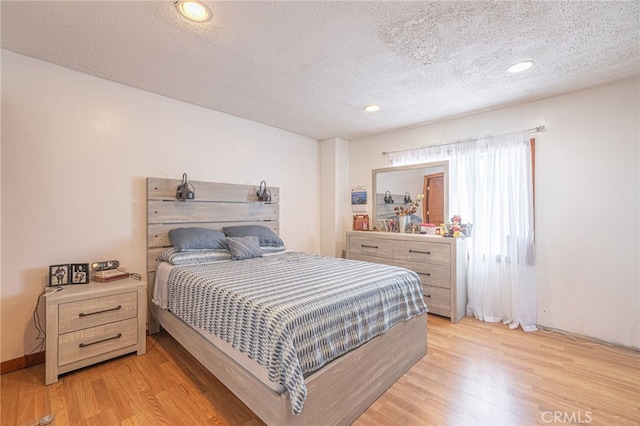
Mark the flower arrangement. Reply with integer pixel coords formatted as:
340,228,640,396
394,193,424,216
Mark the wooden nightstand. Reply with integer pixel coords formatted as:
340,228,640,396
44,277,146,385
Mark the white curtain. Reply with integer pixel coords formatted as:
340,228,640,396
388,132,537,331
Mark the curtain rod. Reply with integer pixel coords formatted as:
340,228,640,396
382,125,545,155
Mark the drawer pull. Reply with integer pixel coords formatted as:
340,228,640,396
425,294,431,298
79,333,122,348
409,249,431,255
419,272,431,277
361,244,379,249
79,305,122,317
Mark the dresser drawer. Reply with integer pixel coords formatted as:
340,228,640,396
59,291,138,334
423,285,451,317
346,231,468,323
393,241,451,265
348,235,394,258
348,253,398,267
394,260,451,289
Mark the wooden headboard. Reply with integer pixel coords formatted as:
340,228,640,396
146,177,280,294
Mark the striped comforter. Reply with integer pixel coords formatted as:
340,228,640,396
164,251,427,415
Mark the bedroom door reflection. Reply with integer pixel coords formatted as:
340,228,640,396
423,172,444,225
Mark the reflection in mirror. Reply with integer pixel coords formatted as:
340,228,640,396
372,161,449,231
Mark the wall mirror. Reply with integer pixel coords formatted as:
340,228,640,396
372,161,449,230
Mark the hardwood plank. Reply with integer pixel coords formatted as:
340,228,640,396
148,200,279,224
3,316,639,426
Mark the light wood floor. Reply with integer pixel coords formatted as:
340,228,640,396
2,314,638,426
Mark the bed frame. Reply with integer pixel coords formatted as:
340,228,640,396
146,177,427,425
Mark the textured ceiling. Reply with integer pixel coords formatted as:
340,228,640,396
2,1,639,140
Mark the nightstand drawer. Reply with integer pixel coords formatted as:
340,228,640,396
423,285,451,317
394,241,451,265
348,236,394,258
59,291,138,334
58,317,138,366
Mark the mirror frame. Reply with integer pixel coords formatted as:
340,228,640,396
372,160,449,228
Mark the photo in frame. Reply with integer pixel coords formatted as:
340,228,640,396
49,264,69,286
351,191,367,205
70,263,90,284
351,186,368,213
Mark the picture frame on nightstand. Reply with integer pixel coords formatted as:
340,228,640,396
70,263,89,284
49,264,69,286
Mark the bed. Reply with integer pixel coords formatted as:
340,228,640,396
147,177,428,425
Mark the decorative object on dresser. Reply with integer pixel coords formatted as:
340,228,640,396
353,214,369,231
347,230,468,322
421,223,437,235
441,214,472,238
44,277,147,385
393,192,423,233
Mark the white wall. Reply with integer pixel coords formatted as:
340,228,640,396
348,77,640,349
2,50,637,364
0,51,320,362
319,137,350,257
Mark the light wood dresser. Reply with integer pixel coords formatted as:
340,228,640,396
44,278,146,384
346,231,468,322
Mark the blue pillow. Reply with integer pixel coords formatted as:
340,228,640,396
223,225,284,247
169,227,229,251
227,236,263,260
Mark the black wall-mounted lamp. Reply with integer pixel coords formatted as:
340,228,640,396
384,191,394,204
404,192,412,204
176,173,195,201
256,180,271,202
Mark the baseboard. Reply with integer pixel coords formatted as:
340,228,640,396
1,351,45,375
536,324,640,352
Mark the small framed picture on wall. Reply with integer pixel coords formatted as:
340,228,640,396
49,264,69,286
70,263,90,284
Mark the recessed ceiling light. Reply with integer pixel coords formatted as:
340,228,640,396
176,1,211,23
507,60,535,73
363,104,380,112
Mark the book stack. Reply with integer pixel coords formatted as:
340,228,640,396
92,268,129,283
